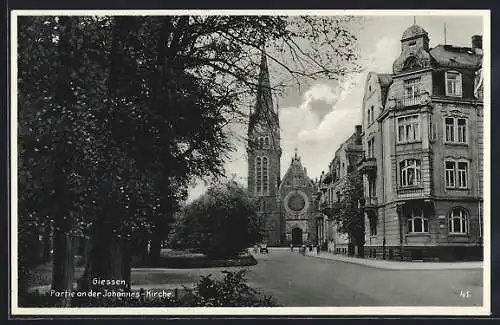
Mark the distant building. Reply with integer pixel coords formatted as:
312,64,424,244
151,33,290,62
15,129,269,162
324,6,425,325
315,126,363,255
247,50,317,246
358,25,484,261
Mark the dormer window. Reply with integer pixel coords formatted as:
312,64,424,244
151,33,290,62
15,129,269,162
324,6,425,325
445,71,462,97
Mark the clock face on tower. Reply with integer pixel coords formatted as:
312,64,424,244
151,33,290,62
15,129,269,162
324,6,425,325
284,190,309,216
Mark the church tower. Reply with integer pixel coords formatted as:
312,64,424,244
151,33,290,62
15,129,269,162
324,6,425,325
247,49,282,246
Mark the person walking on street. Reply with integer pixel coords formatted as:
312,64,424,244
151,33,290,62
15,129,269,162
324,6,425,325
290,243,293,252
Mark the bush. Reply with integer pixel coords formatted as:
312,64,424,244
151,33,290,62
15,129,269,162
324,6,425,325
171,181,264,259
180,270,278,307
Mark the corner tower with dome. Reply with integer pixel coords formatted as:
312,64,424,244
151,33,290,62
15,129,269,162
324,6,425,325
247,50,317,246
356,22,484,261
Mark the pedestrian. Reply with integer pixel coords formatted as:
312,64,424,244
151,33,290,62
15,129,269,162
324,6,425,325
316,244,320,254
290,243,293,252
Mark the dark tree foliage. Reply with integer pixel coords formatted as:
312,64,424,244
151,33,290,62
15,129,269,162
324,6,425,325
335,170,365,253
17,14,362,303
171,181,264,258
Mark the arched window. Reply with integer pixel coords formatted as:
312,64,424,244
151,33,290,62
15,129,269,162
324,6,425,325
449,207,469,234
407,207,429,233
255,157,262,193
259,137,264,148
262,157,269,193
400,159,421,187
264,136,270,148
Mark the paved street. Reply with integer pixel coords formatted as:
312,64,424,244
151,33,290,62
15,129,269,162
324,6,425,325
243,248,483,307
29,248,484,307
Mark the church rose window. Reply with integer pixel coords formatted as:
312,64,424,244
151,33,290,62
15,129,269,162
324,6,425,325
288,193,306,212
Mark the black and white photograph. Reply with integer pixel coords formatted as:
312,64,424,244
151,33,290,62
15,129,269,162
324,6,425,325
10,9,490,316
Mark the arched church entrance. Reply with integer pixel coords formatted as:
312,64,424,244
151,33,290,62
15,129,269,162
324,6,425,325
291,227,303,246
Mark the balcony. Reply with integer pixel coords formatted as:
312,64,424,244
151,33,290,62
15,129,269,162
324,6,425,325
358,157,377,175
397,186,426,199
321,202,343,218
391,92,431,109
358,197,378,211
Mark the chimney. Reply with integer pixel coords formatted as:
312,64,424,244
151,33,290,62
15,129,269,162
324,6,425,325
472,35,483,54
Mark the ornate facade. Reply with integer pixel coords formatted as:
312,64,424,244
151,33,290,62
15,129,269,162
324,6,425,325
359,25,484,261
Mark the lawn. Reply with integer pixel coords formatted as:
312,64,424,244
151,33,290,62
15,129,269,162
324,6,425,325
24,248,257,291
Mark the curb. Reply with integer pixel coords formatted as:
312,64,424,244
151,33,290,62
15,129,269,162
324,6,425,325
304,253,483,271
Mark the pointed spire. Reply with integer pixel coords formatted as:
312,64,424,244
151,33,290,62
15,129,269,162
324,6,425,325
255,46,273,116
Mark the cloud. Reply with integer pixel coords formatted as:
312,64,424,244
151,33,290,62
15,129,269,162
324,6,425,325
363,36,400,73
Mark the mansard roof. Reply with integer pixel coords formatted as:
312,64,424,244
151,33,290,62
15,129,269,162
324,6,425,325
429,44,482,70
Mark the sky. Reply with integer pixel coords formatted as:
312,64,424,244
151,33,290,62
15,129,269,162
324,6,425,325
186,14,485,202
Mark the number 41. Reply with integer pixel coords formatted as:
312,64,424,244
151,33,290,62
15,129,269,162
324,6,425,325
459,290,471,299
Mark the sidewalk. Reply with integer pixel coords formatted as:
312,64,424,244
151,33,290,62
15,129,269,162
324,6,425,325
304,250,483,270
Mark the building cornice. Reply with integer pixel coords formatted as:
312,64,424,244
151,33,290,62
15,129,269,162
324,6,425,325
391,68,433,79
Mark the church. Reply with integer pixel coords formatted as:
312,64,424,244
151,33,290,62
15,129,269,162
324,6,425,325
247,50,318,247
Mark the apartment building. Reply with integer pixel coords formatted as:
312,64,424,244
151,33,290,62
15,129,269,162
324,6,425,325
359,25,484,261
315,126,363,255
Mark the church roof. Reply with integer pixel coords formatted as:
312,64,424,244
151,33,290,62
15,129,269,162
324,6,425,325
401,24,428,40
279,150,314,191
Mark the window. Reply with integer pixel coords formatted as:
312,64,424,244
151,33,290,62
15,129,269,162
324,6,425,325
368,179,376,197
445,161,456,188
400,159,421,187
444,159,469,189
262,157,268,193
457,162,468,188
371,106,375,123
449,207,469,234
445,71,462,97
255,156,269,194
407,207,429,233
404,77,421,104
397,115,420,143
369,215,377,236
367,138,375,158
264,136,270,148
256,157,262,193
457,119,466,143
444,117,467,144
445,118,454,142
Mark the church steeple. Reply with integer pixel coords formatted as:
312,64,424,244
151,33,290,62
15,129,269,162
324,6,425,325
249,49,279,133
255,49,273,116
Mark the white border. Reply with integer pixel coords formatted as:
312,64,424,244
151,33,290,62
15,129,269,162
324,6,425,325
10,9,491,316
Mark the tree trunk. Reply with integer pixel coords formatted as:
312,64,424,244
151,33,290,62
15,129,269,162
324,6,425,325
51,222,75,307
79,221,127,293
42,223,53,263
121,240,132,291
149,227,162,266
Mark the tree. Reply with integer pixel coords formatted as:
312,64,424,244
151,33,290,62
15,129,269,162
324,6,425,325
335,170,365,256
17,15,362,300
172,181,264,258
